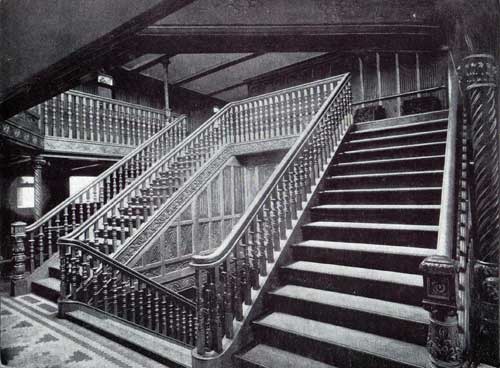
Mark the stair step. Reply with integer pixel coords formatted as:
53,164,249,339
281,261,423,305
325,170,443,189
254,312,428,368
354,110,448,131
66,308,191,368
345,129,447,150
31,277,60,303
310,204,440,225
337,141,446,161
330,155,445,175
351,119,447,140
318,187,442,205
267,285,428,345
292,240,435,273
48,264,61,279
237,344,336,368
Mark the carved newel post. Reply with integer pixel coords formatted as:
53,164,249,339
10,221,28,296
33,156,47,220
420,256,462,367
459,54,499,365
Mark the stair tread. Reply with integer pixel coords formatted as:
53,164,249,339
32,277,60,291
67,309,191,367
270,285,428,324
355,110,448,129
341,141,446,155
238,344,336,368
283,261,423,287
333,154,445,167
321,187,441,193
328,170,443,179
304,221,438,232
348,129,447,144
255,312,427,368
294,240,436,257
352,119,447,135
312,204,440,210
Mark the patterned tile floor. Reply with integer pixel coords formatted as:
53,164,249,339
0,294,171,368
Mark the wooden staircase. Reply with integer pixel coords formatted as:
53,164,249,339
236,110,448,368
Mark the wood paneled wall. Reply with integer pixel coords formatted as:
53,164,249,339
248,51,448,118
133,150,286,283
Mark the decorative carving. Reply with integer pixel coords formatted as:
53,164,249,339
460,54,499,365
427,315,463,367
44,137,133,157
180,225,193,256
165,275,195,292
164,259,191,274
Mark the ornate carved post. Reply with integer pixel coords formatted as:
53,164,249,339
459,54,499,365
420,256,462,367
11,221,28,296
33,156,47,220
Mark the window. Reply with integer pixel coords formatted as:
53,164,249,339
69,176,96,197
16,176,35,209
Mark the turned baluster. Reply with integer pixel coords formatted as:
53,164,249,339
69,255,80,299
262,205,274,263
291,91,298,134
222,258,234,339
275,186,287,239
145,289,153,329
212,266,224,352
284,93,291,136
60,94,66,137
270,194,280,250
240,240,252,305
36,228,44,267
287,171,298,220
293,163,304,210
101,271,110,312
28,233,35,272
51,218,60,258
161,296,168,335
43,100,49,136
110,272,119,315
181,306,188,343
175,304,182,340
137,285,145,326
247,226,260,289
129,281,136,323
168,299,175,337
256,100,263,140
188,312,195,346
298,157,307,199
196,271,206,354
256,214,267,276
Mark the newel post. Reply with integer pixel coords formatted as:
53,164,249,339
10,221,28,296
459,54,499,365
420,256,463,368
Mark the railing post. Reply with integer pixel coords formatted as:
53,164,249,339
10,221,28,296
459,54,499,365
420,255,462,368
33,156,47,220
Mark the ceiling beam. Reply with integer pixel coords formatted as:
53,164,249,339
209,81,247,98
123,54,171,73
173,53,265,86
135,24,443,54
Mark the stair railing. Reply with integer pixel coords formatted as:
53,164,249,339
419,56,471,367
39,90,171,146
17,115,188,275
191,73,352,356
59,75,343,257
58,237,197,346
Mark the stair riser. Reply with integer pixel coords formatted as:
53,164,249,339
344,131,447,150
292,246,427,274
354,111,448,131
265,294,428,345
336,144,445,162
302,226,437,248
330,157,445,175
350,121,447,140
48,266,61,279
318,190,441,205
310,208,439,225
254,323,422,368
325,173,443,189
280,269,423,306
31,282,60,303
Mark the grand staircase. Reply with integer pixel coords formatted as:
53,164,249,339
236,109,448,368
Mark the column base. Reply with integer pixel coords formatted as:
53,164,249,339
10,276,28,296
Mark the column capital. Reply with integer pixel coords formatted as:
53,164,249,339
32,156,47,169
458,54,497,90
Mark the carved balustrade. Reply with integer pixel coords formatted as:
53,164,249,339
58,238,196,346
12,115,188,286
38,90,171,146
191,73,352,356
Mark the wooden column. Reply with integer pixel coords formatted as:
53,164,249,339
33,156,47,220
10,221,27,296
162,59,171,117
459,54,499,365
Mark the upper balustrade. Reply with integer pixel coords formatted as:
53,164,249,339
35,90,176,155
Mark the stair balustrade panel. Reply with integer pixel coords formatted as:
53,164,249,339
21,115,188,274
191,74,352,355
58,238,196,346
39,90,169,146
60,75,342,258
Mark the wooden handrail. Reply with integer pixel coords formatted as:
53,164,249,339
59,238,195,306
435,59,459,256
192,73,349,268
352,85,446,106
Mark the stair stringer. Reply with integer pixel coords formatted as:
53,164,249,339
192,129,350,368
